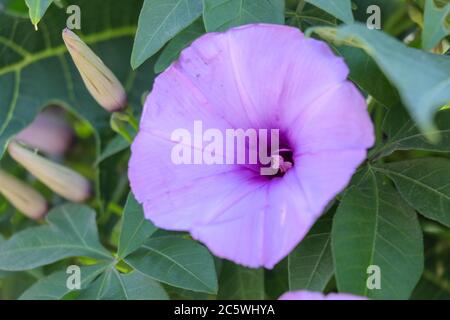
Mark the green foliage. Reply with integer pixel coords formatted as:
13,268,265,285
202,0,284,32
288,214,334,292
305,0,353,24
0,0,449,301
131,0,203,69
24,0,54,28
332,169,424,299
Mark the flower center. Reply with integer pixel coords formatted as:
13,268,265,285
269,148,294,178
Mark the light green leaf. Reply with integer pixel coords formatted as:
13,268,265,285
374,107,450,159
125,236,218,294
0,0,154,159
154,19,205,73
24,0,54,29
117,192,157,259
202,0,284,32
78,268,168,300
218,261,264,299
0,204,112,271
131,0,203,69
374,158,450,227
311,23,450,137
19,263,110,300
332,168,423,299
288,214,333,292
305,0,354,24
423,0,450,50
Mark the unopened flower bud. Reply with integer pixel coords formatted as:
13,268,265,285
62,28,127,112
0,169,47,220
15,109,74,157
7,141,90,203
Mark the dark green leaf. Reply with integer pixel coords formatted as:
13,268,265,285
374,158,450,227
0,204,112,271
202,0,284,32
374,107,450,159
78,268,168,300
332,168,423,299
96,134,130,165
125,236,218,293
19,263,110,300
154,19,205,73
305,0,354,24
335,46,399,107
288,214,333,291
131,0,203,69
117,192,157,259
218,261,264,299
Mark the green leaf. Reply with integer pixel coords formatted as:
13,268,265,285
24,0,54,29
117,192,157,259
125,236,218,293
131,0,203,69
374,107,450,159
154,19,205,73
305,0,354,24
218,261,265,299
0,204,112,271
374,158,450,227
0,0,154,159
202,0,284,32
422,0,450,50
96,134,130,165
311,24,450,137
288,214,334,292
332,168,423,299
78,268,168,300
334,46,399,108
19,263,110,300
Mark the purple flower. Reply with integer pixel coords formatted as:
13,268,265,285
279,291,367,300
129,24,374,268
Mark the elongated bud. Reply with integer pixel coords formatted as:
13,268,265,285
0,169,47,220
62,28,127,112
15,109,74,157
7,141,90,203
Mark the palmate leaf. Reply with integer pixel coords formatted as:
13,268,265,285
0,0,153,159
374,158,450,227
117,192,157,259
125,236,218,294
422,0,450,50
202,0,285,32
19,262,111,300
288,214,334,292
24,0,54,29
0,204,112,271
332,168,423,299
218,261,265,299
131,0,203,69
311,24,450,137
305,0,354,24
